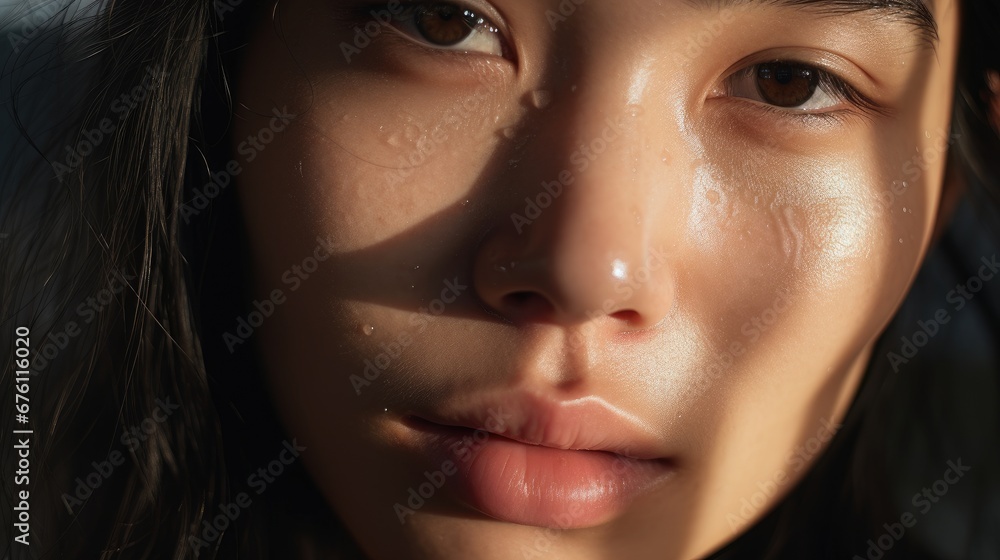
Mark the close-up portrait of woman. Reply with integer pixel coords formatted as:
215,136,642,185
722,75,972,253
1,0,999,558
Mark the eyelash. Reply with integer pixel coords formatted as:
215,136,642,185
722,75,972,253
359,1,512,59
722,63,886,122
346,5,884,122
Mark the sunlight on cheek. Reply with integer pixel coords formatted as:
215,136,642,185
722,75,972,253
804,157,927,294
222,1,963,558
808,174,878,269
819,198,876,263
685,164,728,243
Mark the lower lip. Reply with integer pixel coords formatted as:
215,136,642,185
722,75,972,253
404,417,675,528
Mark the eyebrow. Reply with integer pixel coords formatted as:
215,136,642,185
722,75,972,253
692,0,938,47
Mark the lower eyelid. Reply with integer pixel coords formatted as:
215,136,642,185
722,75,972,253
708,96,869,130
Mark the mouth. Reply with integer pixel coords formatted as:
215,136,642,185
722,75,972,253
398,394,677,528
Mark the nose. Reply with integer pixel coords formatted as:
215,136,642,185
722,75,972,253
473,86,676,332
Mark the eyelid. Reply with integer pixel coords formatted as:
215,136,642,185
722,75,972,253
713,53,890,118
391,0,515,59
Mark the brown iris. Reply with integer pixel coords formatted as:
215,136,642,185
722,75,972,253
415,4,477,46
755,62,819,108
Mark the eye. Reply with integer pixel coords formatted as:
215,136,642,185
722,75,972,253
723,61,853,112
391,2,506,58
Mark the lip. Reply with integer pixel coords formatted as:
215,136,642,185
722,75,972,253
401,392,676,528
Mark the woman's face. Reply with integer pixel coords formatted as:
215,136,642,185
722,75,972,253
231,0,959,557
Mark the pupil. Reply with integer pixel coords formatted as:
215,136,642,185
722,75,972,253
775,66,793,84
415,4,476,46
756,62,819,108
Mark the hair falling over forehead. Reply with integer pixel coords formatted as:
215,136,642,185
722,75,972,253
0,0,999,559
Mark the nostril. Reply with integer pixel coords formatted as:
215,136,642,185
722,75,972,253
610,309,641,327
505,292,533,305
501,291,554,320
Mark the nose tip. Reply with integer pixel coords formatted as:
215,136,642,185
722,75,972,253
473,237,673,331
471,73,677,334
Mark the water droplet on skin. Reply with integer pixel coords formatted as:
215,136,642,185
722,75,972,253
502,127,516,139
531,90,552,109
627,104,643,118
413,265,420,270
661,148,671,164
362,324,374,336
341,114,354,123
902,207,907,213
899,238,904,244
461,199,470,207
706,190,720,204
295,160,303,177
386,133,401,147
404,124,421,142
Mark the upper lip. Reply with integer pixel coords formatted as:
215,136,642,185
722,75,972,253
407,391,668,460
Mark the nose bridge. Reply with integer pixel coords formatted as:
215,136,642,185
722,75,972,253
473,48,679,330
534,41,676,247
527,106,643,280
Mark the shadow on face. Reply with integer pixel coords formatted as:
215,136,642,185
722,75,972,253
227,0,960,557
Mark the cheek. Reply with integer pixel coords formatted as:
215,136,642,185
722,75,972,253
675,125,935,372
239,77,512,252
233,64,528,348
227,2,957,554
232,0,520,260
656,120,948,545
